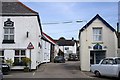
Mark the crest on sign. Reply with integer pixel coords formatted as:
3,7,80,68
27,42,34,49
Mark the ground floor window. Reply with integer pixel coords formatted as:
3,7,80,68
13,50,26,66
90,51,106,64
0,50,4,63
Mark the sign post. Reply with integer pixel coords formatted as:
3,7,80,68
27,42,34,71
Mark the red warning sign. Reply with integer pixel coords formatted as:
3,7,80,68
27,42,34,49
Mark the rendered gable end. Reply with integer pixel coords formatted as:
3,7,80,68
79,14,117,71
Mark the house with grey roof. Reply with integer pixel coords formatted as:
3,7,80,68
41,32,59,63
54,37,78,60
0,0,43,70
79,14,117,71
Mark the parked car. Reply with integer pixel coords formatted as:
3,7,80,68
0,70,3,80
54,56,65,63
90,57,120,78
68,54,78,61
0,63,10,75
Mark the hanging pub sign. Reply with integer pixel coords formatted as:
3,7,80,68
27,42,34,49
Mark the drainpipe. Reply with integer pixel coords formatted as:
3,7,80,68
117,22,119,33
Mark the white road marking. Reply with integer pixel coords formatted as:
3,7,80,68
4,75,13,76
33,72,35,76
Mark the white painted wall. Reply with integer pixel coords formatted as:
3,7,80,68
79,18,117,71
58,43,77,60
54,44,59,57
64,45,76,54
0,16,42,69
41,40,51,63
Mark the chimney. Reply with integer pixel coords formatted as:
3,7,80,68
72,37,74,41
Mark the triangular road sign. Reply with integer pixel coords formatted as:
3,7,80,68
27,42,34,49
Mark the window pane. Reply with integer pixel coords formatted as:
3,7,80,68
14,57,20,66
115,58,120,64
98,29,102,34
4,29,9,34
10,28,14,34
4,35,8,40
10,35,14,40
101,59,108,64
98,36,102,41
0,57,4,63
14,57,19,62
0,51,4,56
15,50,19,55
21,50,25,56
108,59,114,64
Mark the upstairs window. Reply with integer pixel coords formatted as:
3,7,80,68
3,18,14,43
93,28,102,42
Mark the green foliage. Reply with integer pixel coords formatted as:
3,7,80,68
24,67,29,72
5,59,13,66
22,57,31,67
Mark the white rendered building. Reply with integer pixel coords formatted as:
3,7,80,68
79,14,117,71
0,0,42,70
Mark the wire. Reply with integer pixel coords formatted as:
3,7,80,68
42,22,59,25
47,29,79,34
41,20,84,25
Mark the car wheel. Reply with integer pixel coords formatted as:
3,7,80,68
95,71,101,77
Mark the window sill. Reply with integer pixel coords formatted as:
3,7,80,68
2,40,15,44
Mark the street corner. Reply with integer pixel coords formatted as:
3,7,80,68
81,71,96,78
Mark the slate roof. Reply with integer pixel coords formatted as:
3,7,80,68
80,14,115,32
42,32,56,45
54,37,76,46
0,0,38,15
41,35,50,43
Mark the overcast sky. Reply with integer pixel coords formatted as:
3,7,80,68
20,1,118,40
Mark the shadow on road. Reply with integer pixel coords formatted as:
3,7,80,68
62,61,80,71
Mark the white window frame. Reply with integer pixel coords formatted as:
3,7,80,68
4,27,14,40
93,28,102,42
0,50,4,63
14,50,26,63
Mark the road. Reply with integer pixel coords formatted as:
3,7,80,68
3,61,114,79
32,61,91,78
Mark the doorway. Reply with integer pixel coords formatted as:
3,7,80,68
90,50,106,64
